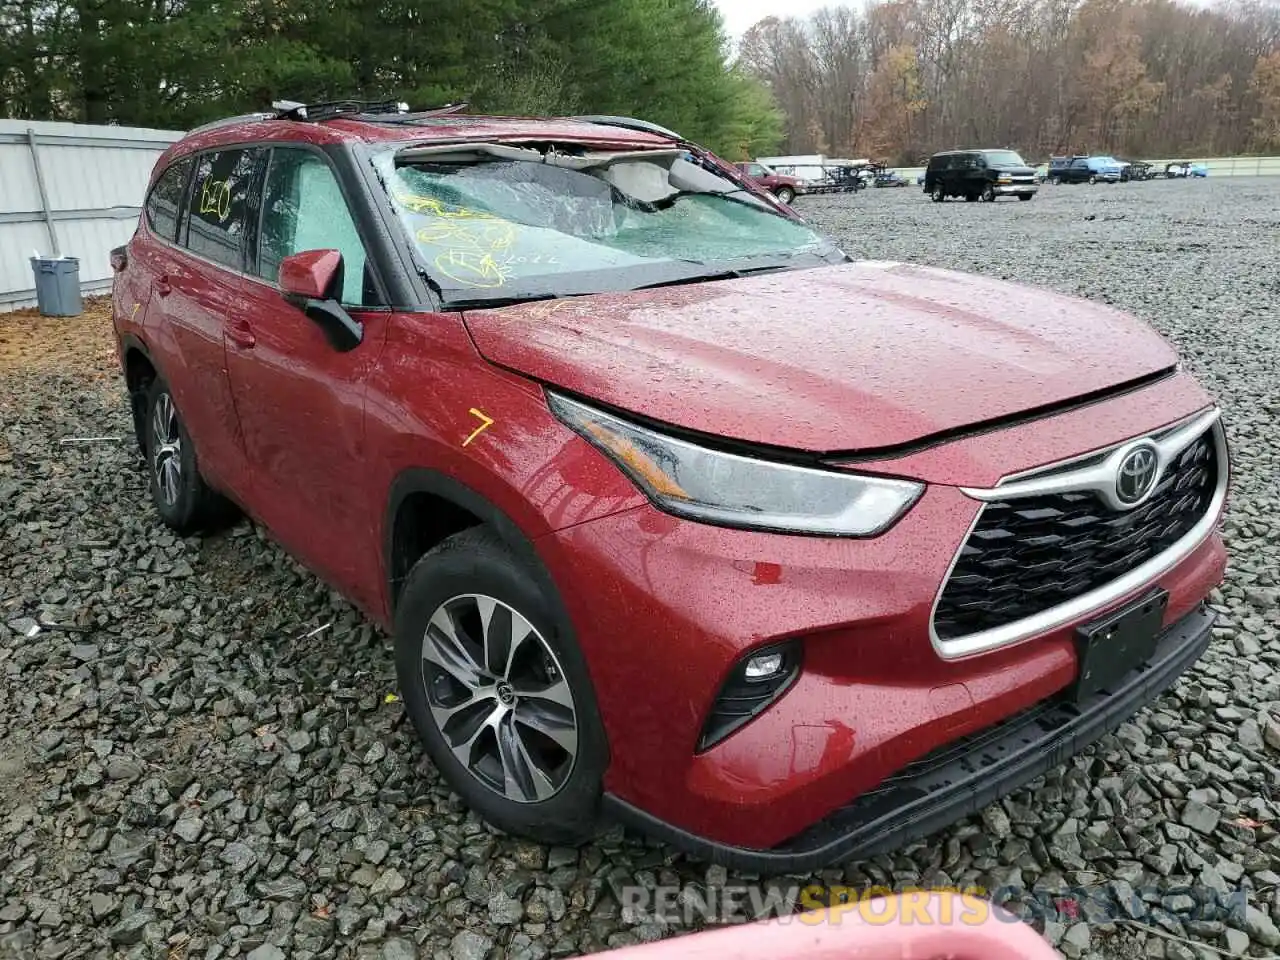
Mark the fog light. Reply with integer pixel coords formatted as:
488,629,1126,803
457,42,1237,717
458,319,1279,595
698,642,801,751
744,651,784,680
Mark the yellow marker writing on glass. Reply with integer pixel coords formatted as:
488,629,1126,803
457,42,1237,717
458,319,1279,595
462,408,495,447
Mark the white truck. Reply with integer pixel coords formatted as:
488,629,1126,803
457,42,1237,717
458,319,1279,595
756,155,872,184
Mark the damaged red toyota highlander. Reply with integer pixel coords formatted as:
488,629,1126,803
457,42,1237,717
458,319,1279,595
111,102,1228,873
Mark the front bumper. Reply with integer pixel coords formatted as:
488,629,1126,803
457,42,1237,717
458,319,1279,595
536,389,1226,867
994,182,1038,196
605,602,1215,874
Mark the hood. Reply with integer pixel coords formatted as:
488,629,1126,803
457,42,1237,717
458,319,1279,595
462,261,1177,453
991,164,1036,176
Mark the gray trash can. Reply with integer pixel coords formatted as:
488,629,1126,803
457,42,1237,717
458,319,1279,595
30,256,82,316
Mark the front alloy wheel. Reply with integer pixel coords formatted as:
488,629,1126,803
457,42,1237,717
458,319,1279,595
422,594,578,802
394,526,607,844
982,184,996,202
775,186,796,204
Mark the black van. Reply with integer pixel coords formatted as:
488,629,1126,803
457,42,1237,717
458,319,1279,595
924,149,1039,202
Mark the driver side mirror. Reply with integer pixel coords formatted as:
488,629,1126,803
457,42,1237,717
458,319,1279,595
278,249,363,352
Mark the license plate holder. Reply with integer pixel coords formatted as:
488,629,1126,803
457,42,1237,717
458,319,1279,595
1072,589,1168,703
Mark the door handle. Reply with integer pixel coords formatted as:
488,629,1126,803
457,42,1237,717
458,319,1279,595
227,318,256,349
155,276,172,297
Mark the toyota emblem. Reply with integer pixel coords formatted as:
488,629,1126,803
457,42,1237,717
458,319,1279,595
1116,444,1159,505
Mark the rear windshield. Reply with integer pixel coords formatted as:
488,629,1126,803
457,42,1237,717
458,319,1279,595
981,150,1026,166
371,145,842,306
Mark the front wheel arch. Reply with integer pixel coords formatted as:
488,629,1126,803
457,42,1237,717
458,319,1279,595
384,468,555,617
382,470,615,771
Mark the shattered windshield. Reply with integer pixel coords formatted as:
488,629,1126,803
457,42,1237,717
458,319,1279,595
371,144,842,306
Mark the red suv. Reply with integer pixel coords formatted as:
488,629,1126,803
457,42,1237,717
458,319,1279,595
733,161,805,204
111,100,1228,873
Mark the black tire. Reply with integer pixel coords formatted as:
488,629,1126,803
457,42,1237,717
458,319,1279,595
394,526,608,845
1050,177,1061,185
144,379,232,533
774,186,796,204
981,184,996,202
1018,194,1033,201
931,185,946,202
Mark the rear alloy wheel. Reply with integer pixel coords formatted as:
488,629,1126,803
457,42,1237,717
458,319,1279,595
144,379,232,533
395,527,607,843
774,186,796,204
931,186,946,202
1050,176,1061,185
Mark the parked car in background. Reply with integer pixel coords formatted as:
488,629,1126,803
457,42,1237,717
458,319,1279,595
1164,160,1207,178
873,168,910,187
923,149,1038,201
1128,161,1157,181
1048,155,1124,184
1103,158,1134,180
112,100,1228,873
734,161,804,204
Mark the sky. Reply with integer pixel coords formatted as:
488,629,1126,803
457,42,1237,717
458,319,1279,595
713,0,835,38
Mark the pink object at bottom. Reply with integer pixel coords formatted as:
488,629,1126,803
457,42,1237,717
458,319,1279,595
601,893,1063,960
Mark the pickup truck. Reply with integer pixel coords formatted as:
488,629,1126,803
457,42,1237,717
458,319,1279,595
734,161,805,204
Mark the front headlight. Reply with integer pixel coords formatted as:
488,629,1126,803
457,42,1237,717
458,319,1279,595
549,393,923,537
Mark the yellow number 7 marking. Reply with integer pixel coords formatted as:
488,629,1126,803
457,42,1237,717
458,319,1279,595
462,408,495,447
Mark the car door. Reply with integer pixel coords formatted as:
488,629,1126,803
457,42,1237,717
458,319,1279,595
139,148,258,499
222,145,390,612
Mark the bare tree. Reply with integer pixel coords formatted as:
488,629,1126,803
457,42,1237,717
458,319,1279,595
737,0,1280,160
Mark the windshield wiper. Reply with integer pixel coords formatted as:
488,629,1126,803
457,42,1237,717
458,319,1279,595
445,293,571,311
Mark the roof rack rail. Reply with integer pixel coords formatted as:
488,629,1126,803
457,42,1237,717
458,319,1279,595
570,115,685,141
271,99,410,122
187,112,275,136
359,102,471,124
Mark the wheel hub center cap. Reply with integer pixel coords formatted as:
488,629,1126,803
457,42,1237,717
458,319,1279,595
496,681,517,706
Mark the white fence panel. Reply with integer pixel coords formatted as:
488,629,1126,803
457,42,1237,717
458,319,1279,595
0,119,183,312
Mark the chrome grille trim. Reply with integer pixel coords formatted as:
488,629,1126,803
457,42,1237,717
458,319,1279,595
929,409,1227,660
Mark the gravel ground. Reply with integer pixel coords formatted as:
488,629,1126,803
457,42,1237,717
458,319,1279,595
2,178,1279,960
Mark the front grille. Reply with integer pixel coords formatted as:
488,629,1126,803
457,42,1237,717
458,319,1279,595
934,429,1218,641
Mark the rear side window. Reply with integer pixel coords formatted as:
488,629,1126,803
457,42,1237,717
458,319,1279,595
144,157,194,242
255,148,375,306
185,148,259,270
